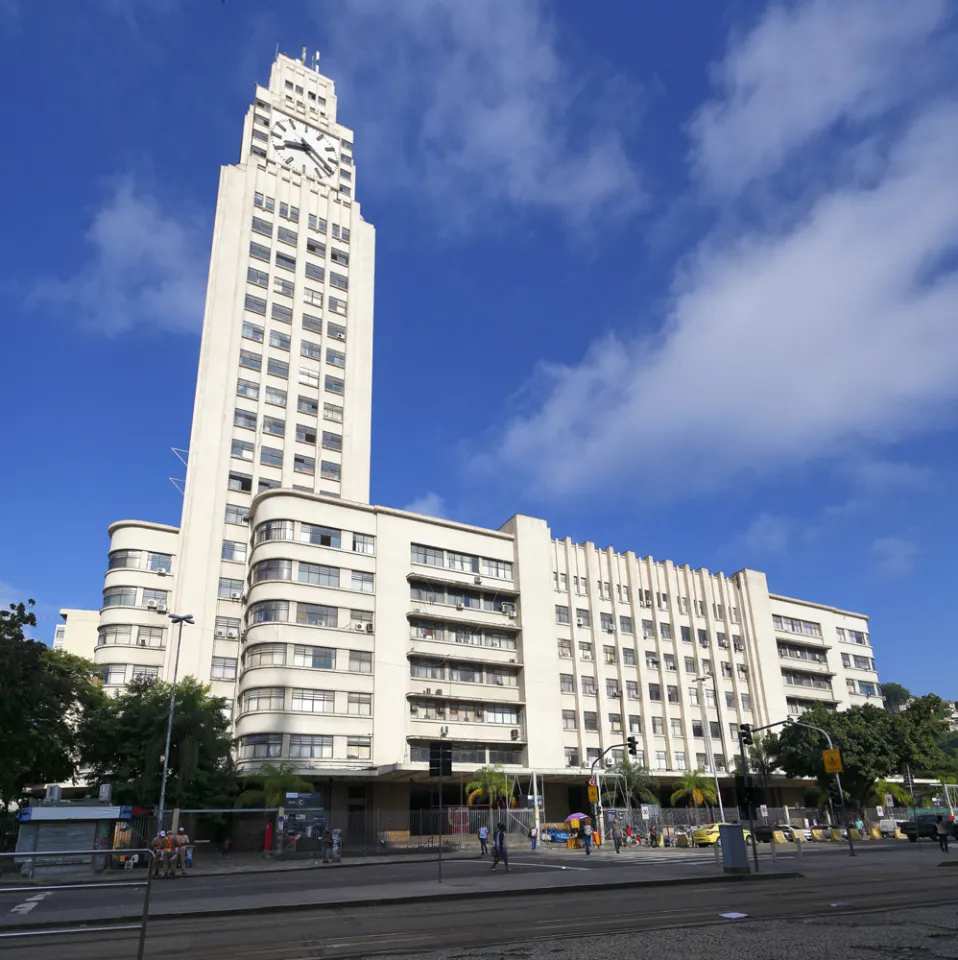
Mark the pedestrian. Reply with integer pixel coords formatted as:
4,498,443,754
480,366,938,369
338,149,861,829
611,819,622,854
528,824,538,851
491,823,510,872
582,819,593,855
648,823,657,847
936,816,950,853
478,823,489,856
151,831,166,878
322,829,333,864
264,821,274,857
160,831,174,877
173,827,191,877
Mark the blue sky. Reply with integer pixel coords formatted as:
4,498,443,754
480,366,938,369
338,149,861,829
2,0,957,697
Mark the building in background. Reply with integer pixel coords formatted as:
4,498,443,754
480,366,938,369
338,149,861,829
73,52,881,815
52,609,99,660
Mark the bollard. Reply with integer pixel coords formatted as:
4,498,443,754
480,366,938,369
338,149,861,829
795,834,803,860
714,842,721,867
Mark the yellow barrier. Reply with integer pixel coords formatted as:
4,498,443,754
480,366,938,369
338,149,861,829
772,830,789,844
868,825,881,840
849,828,862,840
831,829,843,841
810,829,825,842
676,834,690,848
657,833,664,848
894,828,903,840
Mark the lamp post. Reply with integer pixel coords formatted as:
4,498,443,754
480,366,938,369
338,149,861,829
694,674,725,822
156,613,194,833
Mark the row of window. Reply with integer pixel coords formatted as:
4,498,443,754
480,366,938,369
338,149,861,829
247,600,373,632
781,670,832,691
560,640,745,666
255,193,349,243
250,214,350,264
558,672,752,710
410,620,518,651
241,318,346,368
849,679,880,696
557,609,745,649
841,653,876,671
249,559,374,592
231,442,338,480
249,240,349,299
242,276,348,340
239,346,346,394
243,641,372,673
253,520,375,554
553,576,741,620
564,709,726,740
408,659,519,687
409,699,520,725
778,643,828,664
107,550,172,573
237,380,344,421
102,586,168,610
411,544,514,580
241,687,371,715
98,663,159,685
411,583,516,614
836,627,870,646
408,744,522,765
238,733,369,761
562,745,727,772
97,625,166,648
234,407,342,445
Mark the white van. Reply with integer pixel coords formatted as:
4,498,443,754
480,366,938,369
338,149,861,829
879,818,907,838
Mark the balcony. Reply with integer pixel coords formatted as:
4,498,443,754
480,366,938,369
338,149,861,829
407,568,517,595
407,604,519,632
406,640,521,667
407,677,523,705
777,651,834,675
406,717,526,744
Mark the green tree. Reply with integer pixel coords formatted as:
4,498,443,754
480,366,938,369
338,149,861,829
669,770,717,817
773,700,947,812
868,780,910,807
601,757,658,806
880,682,911,713
236,762,313,808
0,601,106,806
465,765,510,808
81,676,236,808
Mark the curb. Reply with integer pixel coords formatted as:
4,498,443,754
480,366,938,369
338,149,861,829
2,870,802,933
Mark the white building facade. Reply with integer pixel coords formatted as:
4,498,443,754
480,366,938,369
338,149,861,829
84,52,882,814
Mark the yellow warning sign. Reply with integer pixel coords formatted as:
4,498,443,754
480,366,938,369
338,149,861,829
587,784,599,803
823,749,843,774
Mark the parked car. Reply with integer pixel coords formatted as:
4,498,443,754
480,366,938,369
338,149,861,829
751,823,795,843
541,827,570,843
901,815,958,842
878,818,909,838
692,823,753,847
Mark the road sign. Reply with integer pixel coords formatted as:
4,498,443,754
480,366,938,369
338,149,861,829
885,793,895,809
641,805,650,820
587,784,599,803
875,805,885,818
759,804,768,818
822,748,843,774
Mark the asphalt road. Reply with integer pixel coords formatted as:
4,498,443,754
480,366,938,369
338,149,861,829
0,860,954,960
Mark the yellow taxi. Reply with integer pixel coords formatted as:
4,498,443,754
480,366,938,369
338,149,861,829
691,823,753,847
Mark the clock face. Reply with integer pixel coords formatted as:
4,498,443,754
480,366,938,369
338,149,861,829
269,116,339,185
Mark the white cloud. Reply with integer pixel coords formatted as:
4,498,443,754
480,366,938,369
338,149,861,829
34,178,208,335
403,492,446,518
688,0,949,196
871,536,919,576
740,514,791,556
323,0,642,224
482,3,958,501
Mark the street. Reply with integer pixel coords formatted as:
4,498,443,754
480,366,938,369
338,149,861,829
0,841,955,959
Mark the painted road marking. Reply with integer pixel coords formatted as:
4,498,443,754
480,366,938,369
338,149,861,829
8,892,52,915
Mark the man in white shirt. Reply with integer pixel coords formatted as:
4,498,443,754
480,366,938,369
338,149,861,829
478,824,489,856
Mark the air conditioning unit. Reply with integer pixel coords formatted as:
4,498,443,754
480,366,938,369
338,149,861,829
227,629,239,639
137,639,147,647
147,600,158,609
508,658,516,664
576,617,584,626
474,576,482,584
216,629,227,638
606,626,615,633
157,604,168,613
510,729,520,741
354,623,365,631
335,332,345,340
604,755,615,768
435,688,443,696
231,592,242,600
157,569,167,577
410,704,419,714
365,623,374,633
456,602,464,611
494,678,503,685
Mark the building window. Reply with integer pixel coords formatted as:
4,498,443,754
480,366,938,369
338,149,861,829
211,657,237,680
642,619,654,639
225,504,248,524
305,261,325,282
660,622,672,640
328,296,347,315
247,266,269,288
272,303,293,325
239,349,262,371
555,605,570,624
562,709,577,730
294,454,316,475
245,294,267,315
236,379,260,401
565,747,580,767
222,540,246,562
267,358,289,379
245,643,287,667
228,471,253,493
773,614,823,638
623,648,635,666
289,735,333,759
326,348,346,368
297,395,319,416
291,644,335,669
248,600,289,624
301,524,341,548
557,638,572,659
325,375,345,395
132,665,160,681
652,717,664,735
250,241,270,262
628,715,642,734
349,650,373,673
218,577,244,599
351,570,374,593
242,320,264,342
243,687,285,712
260,446,283,467
649,683,662,701
291,689,334,713
560,674,574,693
234,408,257,430
667,685,679,704
275,251,296,272
576,609,590,626
102,586,138,608
347,737,371,760
626,681,639,699
606,679,620,698
250,559,292,584
619,616,633,634
581,676,596,696
348,693,372,716
741,693,752,710
320,461,341,482
353,533,375,554
298,562,339,588
269,330,291,352
296,603,338,628
239,735,282,759
581,710,598,732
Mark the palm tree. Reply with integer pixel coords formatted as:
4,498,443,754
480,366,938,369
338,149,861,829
868,780,910,808
670,770,718,823
601,758,658,806
465,764,510,808
236,762,313,808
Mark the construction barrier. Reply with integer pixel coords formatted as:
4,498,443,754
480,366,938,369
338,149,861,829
676,833,690,847
811,829,825,842
831,829,843,841
771,830,789,844
869,825,881,840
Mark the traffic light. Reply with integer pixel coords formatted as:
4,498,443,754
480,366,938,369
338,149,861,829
827,778,845,808
740,723,754,746
627,735,638,757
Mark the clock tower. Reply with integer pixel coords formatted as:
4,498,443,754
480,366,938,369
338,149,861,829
170,52,376,688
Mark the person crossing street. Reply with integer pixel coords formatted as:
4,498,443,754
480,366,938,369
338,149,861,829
611,819,623,854
478,823,489,856
491,823,510,872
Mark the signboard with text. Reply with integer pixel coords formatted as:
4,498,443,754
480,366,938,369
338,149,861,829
641,805,650,820
587,784,599,803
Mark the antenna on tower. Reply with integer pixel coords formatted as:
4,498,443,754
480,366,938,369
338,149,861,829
301,45,307,64
314,50,321,72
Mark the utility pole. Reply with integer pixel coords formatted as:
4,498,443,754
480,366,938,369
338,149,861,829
157,613,193,834
695,674,725,822
738,725,760,873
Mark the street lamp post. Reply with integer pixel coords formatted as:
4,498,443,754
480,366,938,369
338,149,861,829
695,674,725,822
156,613,194,833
